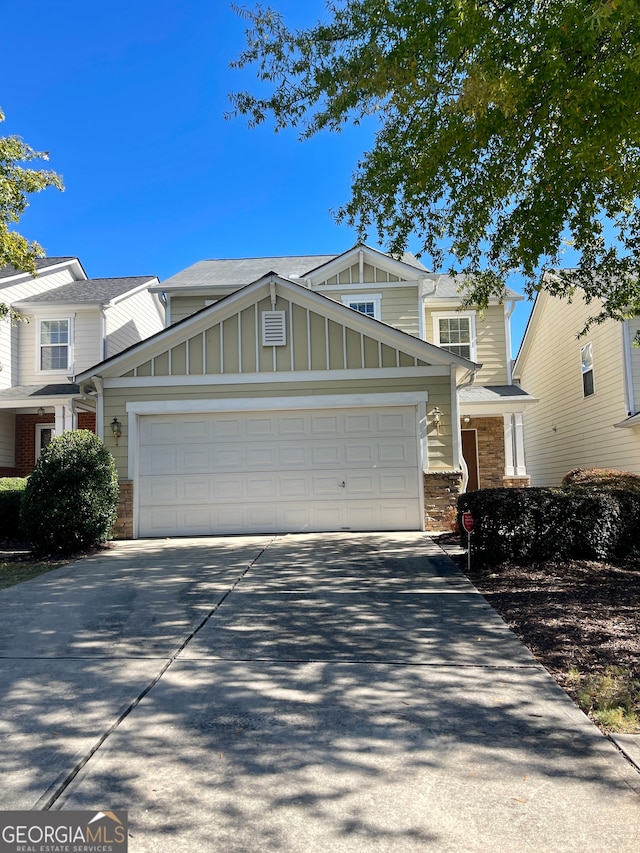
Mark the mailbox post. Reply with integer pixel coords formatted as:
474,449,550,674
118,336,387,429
461,511,475,573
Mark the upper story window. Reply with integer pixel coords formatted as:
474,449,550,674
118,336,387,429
581,342,595,397
342,293,382,320
433,312,477,361
39,319,71,372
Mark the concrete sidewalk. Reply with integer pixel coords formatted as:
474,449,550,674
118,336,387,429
0,533,638,851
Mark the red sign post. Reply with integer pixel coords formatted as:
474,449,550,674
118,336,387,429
461,511,475,572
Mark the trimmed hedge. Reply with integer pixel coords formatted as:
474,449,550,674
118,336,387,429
21,431,119,555
458,487,640,565
562,467,640,494
0,478,27,541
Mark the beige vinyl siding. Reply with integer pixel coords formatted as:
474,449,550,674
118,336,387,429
102,374,452,478
0,267,79,389
18,309,102,385
129,296,425,378
170,295,210,324
0,410,15,466
0,320,13,389
518,292,640,484
424,303,508,383
105,290,164,357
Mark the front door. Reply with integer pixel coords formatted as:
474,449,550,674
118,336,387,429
35,424,56,459
461,429,480,491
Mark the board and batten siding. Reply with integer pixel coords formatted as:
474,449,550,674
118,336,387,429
169,284,420,336
517,292,640,484
18,309,102,385
424,303,508,384
102,375,453,480
124,296,428,380
105,290,164,358
0,410,15,466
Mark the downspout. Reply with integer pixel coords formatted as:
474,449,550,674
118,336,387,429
91,375,104,440
505,300,515,384
622,321,635,415
100,305,108,361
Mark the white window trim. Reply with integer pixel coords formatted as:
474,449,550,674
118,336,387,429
581,341,595,398
341,293,382,320
35,423,57,459
36,317,74,376
432,311,477,362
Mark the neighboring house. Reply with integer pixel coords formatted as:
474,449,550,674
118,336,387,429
76,244,535,538
0,257,164,477
513,287,640,485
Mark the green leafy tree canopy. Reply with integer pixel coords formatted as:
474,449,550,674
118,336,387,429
229,0,640,330
0,107,64,321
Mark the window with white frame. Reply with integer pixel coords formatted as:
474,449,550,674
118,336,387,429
341,293,382,320
581,342,595,397
39,319,71,371
433,312,476,360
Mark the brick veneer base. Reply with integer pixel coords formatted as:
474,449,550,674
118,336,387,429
423,471,464,531
113,480,134,539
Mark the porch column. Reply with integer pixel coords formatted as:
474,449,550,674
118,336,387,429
514,413,527,476
503,414,515,476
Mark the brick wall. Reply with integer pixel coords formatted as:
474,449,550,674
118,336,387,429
113,480,134,539
463,416,530,489
423,470,464,530
14,414,55,477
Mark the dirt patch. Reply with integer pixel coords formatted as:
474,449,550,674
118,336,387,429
436,533,640,730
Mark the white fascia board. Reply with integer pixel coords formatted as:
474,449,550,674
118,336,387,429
0,258,86,289
0,393,83,410
459,397,539,416
107,277,161,306
125,391,427,416
103,365,450,388
14,302,97,314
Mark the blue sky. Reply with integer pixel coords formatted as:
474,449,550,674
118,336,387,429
3,0,534,354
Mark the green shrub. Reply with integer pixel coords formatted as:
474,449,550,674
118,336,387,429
0,478,27,540
21,430,119,555
0,477,28,492
458,487,640,565
562,467,640,494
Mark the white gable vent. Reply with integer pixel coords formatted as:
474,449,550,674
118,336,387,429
261,310,287,346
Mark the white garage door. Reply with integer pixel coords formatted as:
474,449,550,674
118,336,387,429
137,406,422,536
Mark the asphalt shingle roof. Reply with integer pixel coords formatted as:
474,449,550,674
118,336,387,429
0,257,77,284
159,251,428,290
0,383,79,400
17,276,156,305
424,274,522,301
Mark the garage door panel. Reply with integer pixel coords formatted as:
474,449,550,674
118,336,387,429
138,407,422,536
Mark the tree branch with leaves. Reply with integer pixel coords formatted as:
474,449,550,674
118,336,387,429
229,0,640,332
0,107,64,321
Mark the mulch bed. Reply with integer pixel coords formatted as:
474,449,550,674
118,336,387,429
436,533,640,697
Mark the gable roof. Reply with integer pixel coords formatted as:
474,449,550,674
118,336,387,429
422,273,522,302
77,272,479,383
153,245,428,294
14,276,159,307
0,257,87,287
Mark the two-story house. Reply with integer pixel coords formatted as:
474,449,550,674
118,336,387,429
0,257,164,476
513,286,640,484
76,245,535,538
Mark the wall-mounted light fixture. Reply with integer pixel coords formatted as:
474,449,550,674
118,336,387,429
37,407,46,419
111,417,122,446
432,406,442,435
462,415,471,425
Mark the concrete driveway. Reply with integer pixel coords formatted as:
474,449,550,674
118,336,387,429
0,533,638,851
